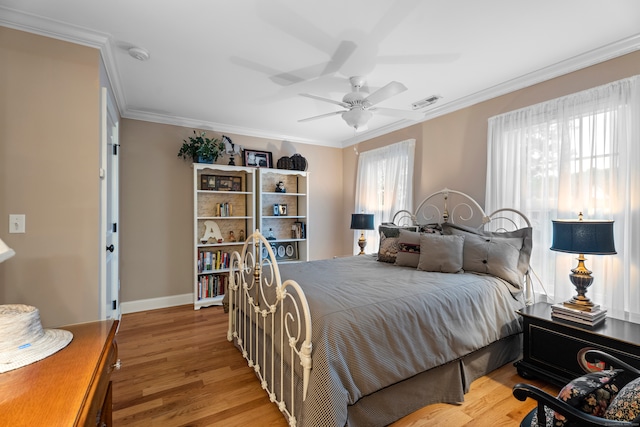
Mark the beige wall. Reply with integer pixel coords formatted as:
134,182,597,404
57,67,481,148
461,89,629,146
119,119,343,302
340,51,640,254
0,28,101,327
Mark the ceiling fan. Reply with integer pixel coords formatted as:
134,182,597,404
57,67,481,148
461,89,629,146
298,76,424,131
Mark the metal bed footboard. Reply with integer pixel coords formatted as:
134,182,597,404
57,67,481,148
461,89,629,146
227,230,312,427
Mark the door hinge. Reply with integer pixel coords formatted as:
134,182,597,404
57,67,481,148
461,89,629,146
113,144,119,155
112,300,117,310
112,223,117,233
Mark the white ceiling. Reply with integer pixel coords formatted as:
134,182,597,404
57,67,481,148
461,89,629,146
1,1,639,148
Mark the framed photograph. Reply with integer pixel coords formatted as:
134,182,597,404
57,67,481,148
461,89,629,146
201,175,242,191
276,242,297,260
273,203,287,216
261,242,298,261
200,175,218,190
243,149,273,168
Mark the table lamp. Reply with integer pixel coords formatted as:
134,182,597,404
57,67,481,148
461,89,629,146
0,237,15,263
550,213,616,311
350,213,375,255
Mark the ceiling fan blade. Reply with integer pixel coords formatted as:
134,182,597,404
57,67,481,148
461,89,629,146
377,53,461,64
270,41,359,86
371,107,424,121
363,81,407,106
298,110,345,122
300,93,350,108
320,40,358,76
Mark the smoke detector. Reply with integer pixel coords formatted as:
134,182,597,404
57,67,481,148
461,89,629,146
411,95,441,110
128,47,150,61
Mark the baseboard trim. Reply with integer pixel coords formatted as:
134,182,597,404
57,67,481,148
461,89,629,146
121,293,192,314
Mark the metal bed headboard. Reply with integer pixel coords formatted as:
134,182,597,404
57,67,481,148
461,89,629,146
392,188,533,304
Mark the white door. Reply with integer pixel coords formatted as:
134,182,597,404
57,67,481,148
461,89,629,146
100,87,121,320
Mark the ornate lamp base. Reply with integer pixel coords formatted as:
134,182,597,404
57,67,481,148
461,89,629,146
357,232,367,255
564,254,596,312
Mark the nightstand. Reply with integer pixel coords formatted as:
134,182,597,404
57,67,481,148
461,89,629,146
514,302,640,386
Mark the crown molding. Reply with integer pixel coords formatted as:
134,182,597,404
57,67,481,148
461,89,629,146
0,6,109,49
123,109,342,148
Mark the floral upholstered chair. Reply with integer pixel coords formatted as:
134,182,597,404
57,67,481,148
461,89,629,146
513,350,640,427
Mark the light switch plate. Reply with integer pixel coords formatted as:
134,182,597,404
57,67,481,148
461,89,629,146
9,214,25,233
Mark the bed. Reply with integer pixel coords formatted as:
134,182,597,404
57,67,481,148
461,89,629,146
226,188,533,427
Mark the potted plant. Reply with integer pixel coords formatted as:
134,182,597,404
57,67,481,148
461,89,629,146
178,130,225,163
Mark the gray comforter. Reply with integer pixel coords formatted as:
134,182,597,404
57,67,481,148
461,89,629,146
275,255,525,427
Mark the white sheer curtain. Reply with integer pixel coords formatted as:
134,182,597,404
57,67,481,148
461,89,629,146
354,139,415,254
486,75,640,321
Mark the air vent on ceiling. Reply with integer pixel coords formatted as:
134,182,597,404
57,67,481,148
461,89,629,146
411,95,441,110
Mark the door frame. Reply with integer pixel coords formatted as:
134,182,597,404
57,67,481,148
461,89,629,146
99,86,121,320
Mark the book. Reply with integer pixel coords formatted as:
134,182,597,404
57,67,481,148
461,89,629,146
562,302,601,312
551,303,606,319
552,311,606,326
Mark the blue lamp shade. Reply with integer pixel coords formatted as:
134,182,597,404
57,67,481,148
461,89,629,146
550,219,616,255
350,214,375,231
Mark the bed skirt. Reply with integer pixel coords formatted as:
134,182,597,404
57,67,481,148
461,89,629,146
345,333,522,427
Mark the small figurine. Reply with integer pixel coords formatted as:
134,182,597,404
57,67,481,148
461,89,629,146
275,181,286,193
228,230,236,242
239,229,245,241
267,228,276,240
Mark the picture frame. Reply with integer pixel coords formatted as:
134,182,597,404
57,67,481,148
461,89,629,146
201,175,242,191
243,149,273,168
273,203,287,216
276,242,297,260
261,242,298,261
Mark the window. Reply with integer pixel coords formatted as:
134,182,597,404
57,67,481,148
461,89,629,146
486,75,640,321
354,139,415,254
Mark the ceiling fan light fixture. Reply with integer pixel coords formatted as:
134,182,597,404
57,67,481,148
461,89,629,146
342,108,372,131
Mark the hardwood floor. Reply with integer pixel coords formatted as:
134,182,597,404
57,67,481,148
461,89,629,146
112,304,558,426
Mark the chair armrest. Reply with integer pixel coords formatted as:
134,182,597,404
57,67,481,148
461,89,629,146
513,383,638,427
579,349,640,376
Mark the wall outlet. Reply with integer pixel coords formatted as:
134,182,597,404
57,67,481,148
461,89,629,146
9,214,25,233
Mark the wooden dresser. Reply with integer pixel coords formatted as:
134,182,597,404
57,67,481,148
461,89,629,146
0,319,119,427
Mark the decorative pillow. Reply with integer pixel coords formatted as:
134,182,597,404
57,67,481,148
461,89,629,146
558,369,622,417
441,223,532,288
395,228,422,268
530,369,623,427
418,223,442,234
529,405,556,427
417,234,464,273
377,224,418,263
604,376,640,422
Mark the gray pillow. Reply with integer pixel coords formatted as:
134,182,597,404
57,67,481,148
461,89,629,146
441,223,533,288
377,224,418,263
417,234,465,273
395,228,422,267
